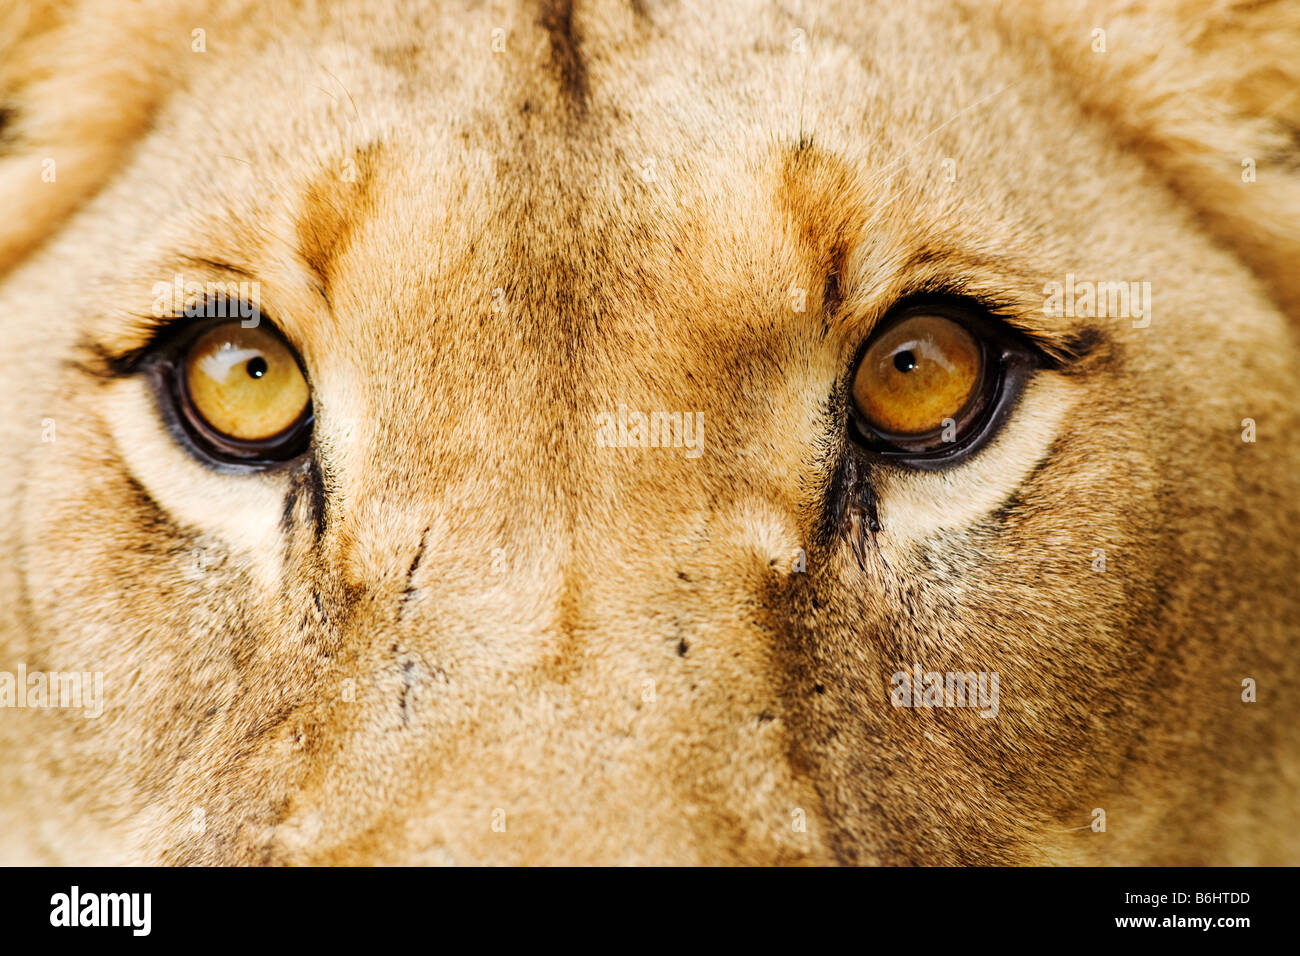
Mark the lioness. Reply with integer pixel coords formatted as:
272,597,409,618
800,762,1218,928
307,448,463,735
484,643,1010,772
0,0,1297,865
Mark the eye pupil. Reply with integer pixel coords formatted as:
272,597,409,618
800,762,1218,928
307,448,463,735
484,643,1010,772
893,350,917,373
246,356,268,379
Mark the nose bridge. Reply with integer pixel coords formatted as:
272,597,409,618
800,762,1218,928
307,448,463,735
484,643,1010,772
320,546,833,865
328,265,807,640
300,316,835,863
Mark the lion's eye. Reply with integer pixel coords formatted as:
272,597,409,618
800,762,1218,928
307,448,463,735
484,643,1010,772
848,302,1037,463
852,313,983,437
170,320,313,463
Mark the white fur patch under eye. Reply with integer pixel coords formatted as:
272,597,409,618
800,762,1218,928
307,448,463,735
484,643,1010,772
101,379,294,592
870,374,1075,543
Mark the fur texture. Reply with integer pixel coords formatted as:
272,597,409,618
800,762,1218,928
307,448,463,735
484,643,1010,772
0,0,1297,864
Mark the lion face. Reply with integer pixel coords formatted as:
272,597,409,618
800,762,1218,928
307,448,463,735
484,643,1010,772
1,0,1297,864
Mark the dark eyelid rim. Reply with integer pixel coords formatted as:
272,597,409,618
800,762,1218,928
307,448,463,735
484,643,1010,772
851,288,1067,369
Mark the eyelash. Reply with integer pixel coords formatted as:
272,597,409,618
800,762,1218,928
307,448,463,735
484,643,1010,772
105,300,263,377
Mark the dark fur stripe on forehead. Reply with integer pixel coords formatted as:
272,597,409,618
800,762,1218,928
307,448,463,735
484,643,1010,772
777,143,868,306
295,143,382,305
538,0,588,109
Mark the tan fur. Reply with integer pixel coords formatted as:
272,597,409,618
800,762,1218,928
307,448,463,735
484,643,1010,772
0,0,1297,864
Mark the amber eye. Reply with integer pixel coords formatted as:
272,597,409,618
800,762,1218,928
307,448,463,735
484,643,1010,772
852,312,984,440
173,320,312,463
846,304,1031,461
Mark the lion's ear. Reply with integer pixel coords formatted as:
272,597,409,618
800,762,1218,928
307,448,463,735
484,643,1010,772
1020,0,1300,316
0,1,186,275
